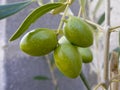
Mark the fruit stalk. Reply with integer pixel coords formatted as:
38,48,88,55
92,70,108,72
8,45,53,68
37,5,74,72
77,7,82,17
45,55,58,89
56,0,71,34
103,0,111,89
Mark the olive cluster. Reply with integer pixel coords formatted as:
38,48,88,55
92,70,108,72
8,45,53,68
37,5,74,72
20,16,94,79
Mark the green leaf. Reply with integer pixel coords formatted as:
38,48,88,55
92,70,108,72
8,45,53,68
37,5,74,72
97,12,105,25
9,3,63,41
80,71,91,90
34,76,50,80
113,47,120,55
0,0,34,20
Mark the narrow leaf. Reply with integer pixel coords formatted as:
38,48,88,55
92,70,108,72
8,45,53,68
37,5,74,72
97,12,105,25
9,3,63,41
0,0,34,20
113,47,120,55
34,76,50,80
80,71,91,90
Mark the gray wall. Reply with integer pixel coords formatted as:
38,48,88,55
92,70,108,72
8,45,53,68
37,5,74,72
0,0,98,90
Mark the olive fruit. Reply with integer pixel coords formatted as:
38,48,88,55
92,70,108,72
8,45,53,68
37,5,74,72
54,43,82,78
78,47,93,63
20,28,58,56
63,16,94,47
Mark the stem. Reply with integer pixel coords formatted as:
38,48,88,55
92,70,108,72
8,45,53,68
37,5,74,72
103,29,110,89
80,71,91,90
77,7,82,17
110,26,120,32
109,74,120,84
109,52,119,90
103,0,111,89
105,0,110,26
56,0,71,34
93,83,106,90
84,19,103,31
45,55,58,88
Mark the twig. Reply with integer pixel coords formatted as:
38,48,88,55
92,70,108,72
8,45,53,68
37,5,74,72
109,74,120,84
45,55,58,88
112,79,120,82
110,26,120,32
93,83,106,90
84,19,103,32
109,51,119,90
77,7,82,17
110,26,120,31
103,25,111,90
103,0,111,89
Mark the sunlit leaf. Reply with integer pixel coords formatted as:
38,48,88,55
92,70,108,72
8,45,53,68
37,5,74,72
34,75,50,80
0,0,34,20
9,3,63,41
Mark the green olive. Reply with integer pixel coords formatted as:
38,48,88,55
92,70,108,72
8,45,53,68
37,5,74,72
78,47,93,63
54,43,82,78
20,28,58,56
63,16,94,47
